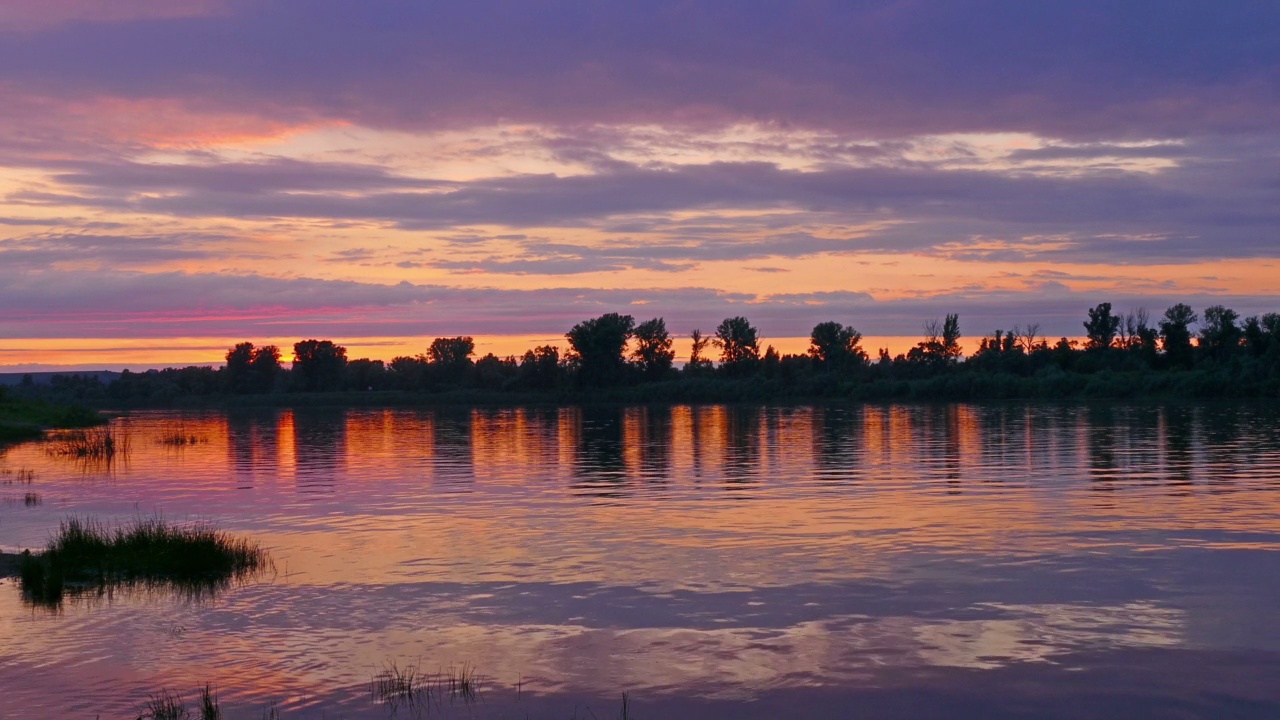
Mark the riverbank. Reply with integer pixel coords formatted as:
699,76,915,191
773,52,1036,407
88,367,1280,411
0,394,105,443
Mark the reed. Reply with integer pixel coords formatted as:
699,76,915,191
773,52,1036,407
370,660,429,711
138,689,188,720
18,516,268,608
156,422,207,447
47,427,131,460
198,684,221,720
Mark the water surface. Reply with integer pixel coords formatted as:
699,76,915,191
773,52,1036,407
1,403,1279,718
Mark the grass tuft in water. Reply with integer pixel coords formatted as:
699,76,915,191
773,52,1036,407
47,427,131,459
370,660,430,712
447,661,483,703
1,467,36,484
24,492,41,507
198,684,221,720
138,689,188,720
18,516,268,608
157,422,207,447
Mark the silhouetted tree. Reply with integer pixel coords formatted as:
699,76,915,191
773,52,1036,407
1160,304,1198,368
808,321,867,371
225,342,280,394
519,345,562,389
566,313,635,386
474,353,518,390
427,336,475,385
1242,313,1279,359
224,342,256,394
387,355,429,391
1083,302,1120,350
1199,305,1241,361
713,316,760,375
292,339,348,391
345,358,386,390
428,337,475,367
916,314,962,365
632,318,675,379
686,329,714,374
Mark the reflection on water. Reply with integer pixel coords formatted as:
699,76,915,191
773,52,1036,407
2,403,1280,718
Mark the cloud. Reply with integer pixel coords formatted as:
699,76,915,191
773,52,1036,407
1,1,1278,139
2,267,1276,343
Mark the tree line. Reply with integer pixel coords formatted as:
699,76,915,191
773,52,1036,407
16,302,1280,405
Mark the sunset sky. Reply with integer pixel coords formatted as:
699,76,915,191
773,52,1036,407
2,1,1279,370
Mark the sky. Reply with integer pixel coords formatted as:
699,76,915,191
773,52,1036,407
1,0,1279,370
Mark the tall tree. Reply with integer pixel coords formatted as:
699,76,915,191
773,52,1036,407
249,344,282,393
632,317,675,379
292,339,348,391
1198,305,1241,360
1083,302,1120,350
713,316,760,374
427,336,475,367
224,342,256,394
1159,304,1198,368
519,345,562,389
565,313,635,386
686,329,713,374
808,321,866,371
225,342,280,394
916,314,962,365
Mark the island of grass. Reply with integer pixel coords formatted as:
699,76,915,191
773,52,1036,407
0,386,106,444
1,517,268,607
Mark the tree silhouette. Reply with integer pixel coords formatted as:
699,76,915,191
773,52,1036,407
224,342,256,394
686,329,713,374
632,317,675,379
808,321,867,371
566,313,635,386
714,316,760,375
1199,305,1241,361
250,344,281,392
519,345,561,389
428,337,475,367
1083,302,1120,350
1159,304,1198,368
225,342,280,394
292,339,348,391
916,314,962,365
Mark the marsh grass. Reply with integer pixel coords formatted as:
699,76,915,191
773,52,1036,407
199,684,221,720
156,422,207,447
24,492,41,507
47,426,131,460
446,661,483,703
138,689,188,720
371,660,430,712
18,517,268,608
370,660,487,713
1,467,36,484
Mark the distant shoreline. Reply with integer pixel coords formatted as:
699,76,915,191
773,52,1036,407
0,552,21,579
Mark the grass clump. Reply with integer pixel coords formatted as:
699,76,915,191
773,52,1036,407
133,685,221,720
1,467,36,484
47,426,131,460
157,422,207,447
371,660,429,712
18,516,268,608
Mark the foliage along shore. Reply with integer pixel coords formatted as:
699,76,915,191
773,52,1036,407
9,302,1280,409
0,386,105,443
